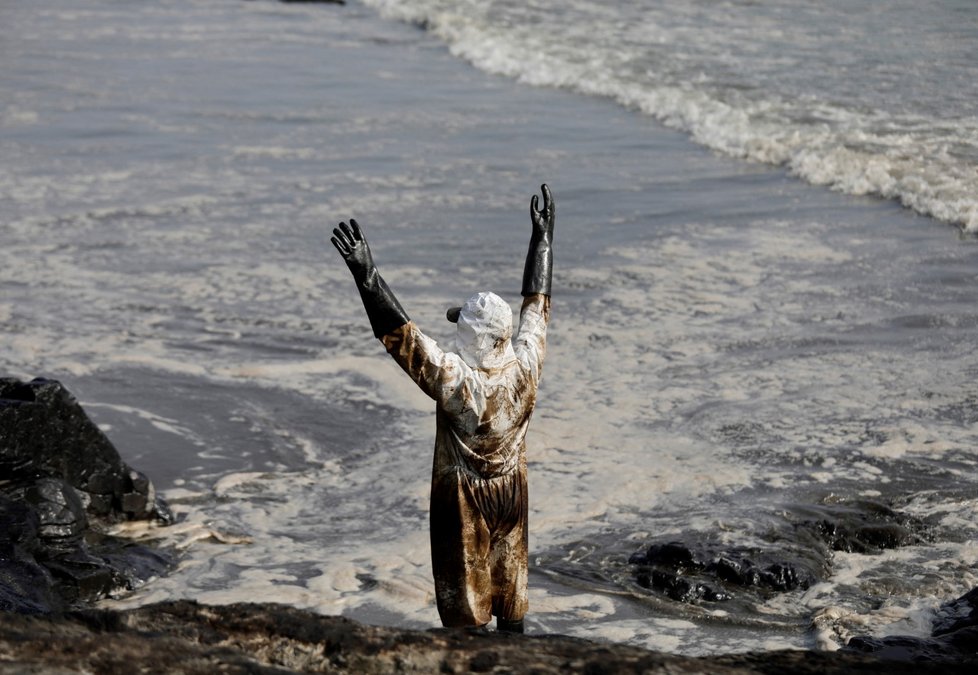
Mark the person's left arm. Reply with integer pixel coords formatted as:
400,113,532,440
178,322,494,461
514,184,555,378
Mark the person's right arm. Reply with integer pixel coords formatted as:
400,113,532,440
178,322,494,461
332,218,465,402
331,218,410,340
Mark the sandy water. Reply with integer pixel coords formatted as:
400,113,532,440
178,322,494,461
2,0,978,655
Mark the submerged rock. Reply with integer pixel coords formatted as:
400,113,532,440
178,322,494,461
797,499,928,554
0,600,973,674
630,539,821,604
628,498,927,605
933,586,978,637
843,585,978,661
0,377,173,613
845,631,978,662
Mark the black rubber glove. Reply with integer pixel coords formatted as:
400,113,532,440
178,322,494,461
332,219,410,339
522,184,555,297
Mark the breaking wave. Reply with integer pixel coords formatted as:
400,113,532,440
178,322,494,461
362,0,978,231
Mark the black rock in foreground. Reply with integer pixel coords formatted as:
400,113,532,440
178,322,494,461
0,377,172,613
0,600,974,674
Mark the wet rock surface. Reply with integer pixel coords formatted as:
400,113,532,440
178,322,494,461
622,498,978,662
0,600,974,674
0,377,172,613
628,499,928,605
843,586,978,662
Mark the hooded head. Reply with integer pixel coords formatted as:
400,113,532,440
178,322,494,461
446,291,516,369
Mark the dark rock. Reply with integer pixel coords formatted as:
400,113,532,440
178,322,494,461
844,631,972,662
943,624,978,655
798,500,927,554
0,377,171,523
0,600,973,673
45,550,118,604
0,495,59,614
932,586,978,636
468,650,499,672
845,585,978,662
631,541,820,603
644,541,703,570
759,562,807,592
0,557,57,614
0,492,41,551
628,498,923,605
635,568,728,603
0,377,173,613
25,477,89,545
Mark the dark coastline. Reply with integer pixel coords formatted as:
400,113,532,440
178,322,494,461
3,380,977,670
0,600,975,674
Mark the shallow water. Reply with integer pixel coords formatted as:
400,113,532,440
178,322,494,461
2,0,977,656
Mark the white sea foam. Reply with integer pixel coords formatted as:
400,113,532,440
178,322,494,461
805,539,978,649
83,402,202,441
0,106,39,126
232,146,317,160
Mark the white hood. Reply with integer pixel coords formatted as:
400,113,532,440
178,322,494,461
455,291,517,370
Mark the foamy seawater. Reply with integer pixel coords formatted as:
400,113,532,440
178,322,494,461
2,0,978,656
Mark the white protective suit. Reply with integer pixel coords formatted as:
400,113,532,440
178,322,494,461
381,290,550,626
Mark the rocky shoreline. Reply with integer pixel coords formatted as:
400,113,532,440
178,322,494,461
2,378,976,671
0,599,974,674
1,378,172,614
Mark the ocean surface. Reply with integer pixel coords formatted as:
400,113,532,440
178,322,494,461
2,0,978,655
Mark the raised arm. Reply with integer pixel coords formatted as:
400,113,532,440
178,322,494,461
515,185,554,376
331,219,409,339
522,184,555,297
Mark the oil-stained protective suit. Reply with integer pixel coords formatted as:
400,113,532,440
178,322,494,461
382,290,549,627
331,185,555,631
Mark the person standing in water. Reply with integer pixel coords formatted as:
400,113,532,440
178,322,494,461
331,184,555,633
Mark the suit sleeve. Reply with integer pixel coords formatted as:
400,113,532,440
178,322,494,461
381,321,467,404
513,294,550,384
